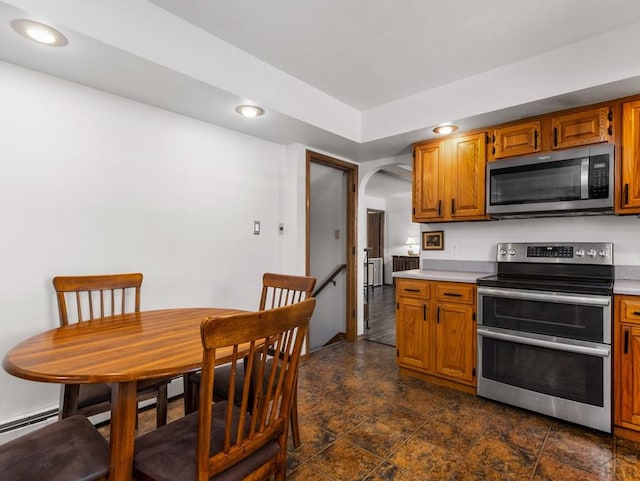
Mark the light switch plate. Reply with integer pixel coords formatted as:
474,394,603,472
253,220,260,235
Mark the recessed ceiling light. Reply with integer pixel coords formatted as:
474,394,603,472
235,105,265,118
11,19,68,47
433,124,459,135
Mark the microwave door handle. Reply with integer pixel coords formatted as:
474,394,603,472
477,328,610,358
477,287,610,307
581,158,589,199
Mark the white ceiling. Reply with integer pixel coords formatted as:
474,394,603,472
4,0,640,162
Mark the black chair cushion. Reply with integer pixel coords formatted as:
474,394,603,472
0,414,109,481
134,403,279,481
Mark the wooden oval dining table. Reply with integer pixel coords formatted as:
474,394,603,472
2,307,245,481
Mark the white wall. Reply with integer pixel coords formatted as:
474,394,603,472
420,216,640,266
0,61,301,424
385,195,419,282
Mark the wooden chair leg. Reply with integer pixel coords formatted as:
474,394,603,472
290,380,301,448
156,384,168,427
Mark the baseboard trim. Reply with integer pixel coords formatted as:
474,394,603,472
0,408,58,435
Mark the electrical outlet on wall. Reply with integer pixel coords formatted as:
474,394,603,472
450,241,459,254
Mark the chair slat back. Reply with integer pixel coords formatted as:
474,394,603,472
259,273,316,310
196,298,315,480
52,273,143,326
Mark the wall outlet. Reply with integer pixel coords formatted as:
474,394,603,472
450,241,459,254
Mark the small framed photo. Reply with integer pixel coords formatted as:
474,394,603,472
422,231,444,250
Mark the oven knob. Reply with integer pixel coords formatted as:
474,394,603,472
599,249,609,257
587,249,597,257
508,249,516,256
575,249,585,257
499,249,507,256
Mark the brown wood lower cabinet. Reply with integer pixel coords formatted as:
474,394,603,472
396,278,476,393
615,294,640,440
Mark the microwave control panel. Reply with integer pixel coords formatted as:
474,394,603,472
589,155,609,199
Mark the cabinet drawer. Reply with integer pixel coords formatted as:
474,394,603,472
435,282,474,304
620,297,640,323
396,279,430,299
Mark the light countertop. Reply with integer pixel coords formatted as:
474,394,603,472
393,269,640,295
614,280,640,296
392,269,489,284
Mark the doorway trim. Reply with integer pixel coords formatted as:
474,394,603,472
306,150,358,343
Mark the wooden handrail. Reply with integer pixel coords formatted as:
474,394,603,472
312,264,347,297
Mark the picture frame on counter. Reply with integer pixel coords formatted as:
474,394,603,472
422,231,444,250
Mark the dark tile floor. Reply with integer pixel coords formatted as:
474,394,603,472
113,340,640,481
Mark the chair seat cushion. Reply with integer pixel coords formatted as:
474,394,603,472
134,403,280,481
0,415,109,481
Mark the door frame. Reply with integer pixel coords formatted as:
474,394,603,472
306,150,358,343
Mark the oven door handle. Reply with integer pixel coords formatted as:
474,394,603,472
477,287,610,307
477,327,610,358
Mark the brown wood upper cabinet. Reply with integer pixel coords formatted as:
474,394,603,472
551,107,611,149
488,106,613,161
490,120,541,160
413,132,487,223
620,100,640,213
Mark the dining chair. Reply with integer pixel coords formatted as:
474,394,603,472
0,414,109,481
133,298,315,481
52,273,170,427
183,272,316,448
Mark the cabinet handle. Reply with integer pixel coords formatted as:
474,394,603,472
437,306,440,323
437,200,442,216
404,288,420,293
608,125,613,136
492,146,496,155
624,183,629,205
633,311,640,316
451,198,455,215
624,330,630,354
443,292,463,297
553,127,558,147
534,130,538,150
423,304,427,321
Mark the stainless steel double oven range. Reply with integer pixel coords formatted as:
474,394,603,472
477,242,614,432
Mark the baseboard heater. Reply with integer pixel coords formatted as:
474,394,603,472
0,408,58,435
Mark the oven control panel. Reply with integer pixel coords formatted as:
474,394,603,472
496,242,613,265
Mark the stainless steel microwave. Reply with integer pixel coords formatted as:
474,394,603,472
486,144,614,218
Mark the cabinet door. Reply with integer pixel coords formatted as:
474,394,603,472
621,101,640,211
413,142,444,221
448,133,486,218
491,121,541,159
551,107,611,149
434,303,475,383
396,297,430,371
618,323,640,426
